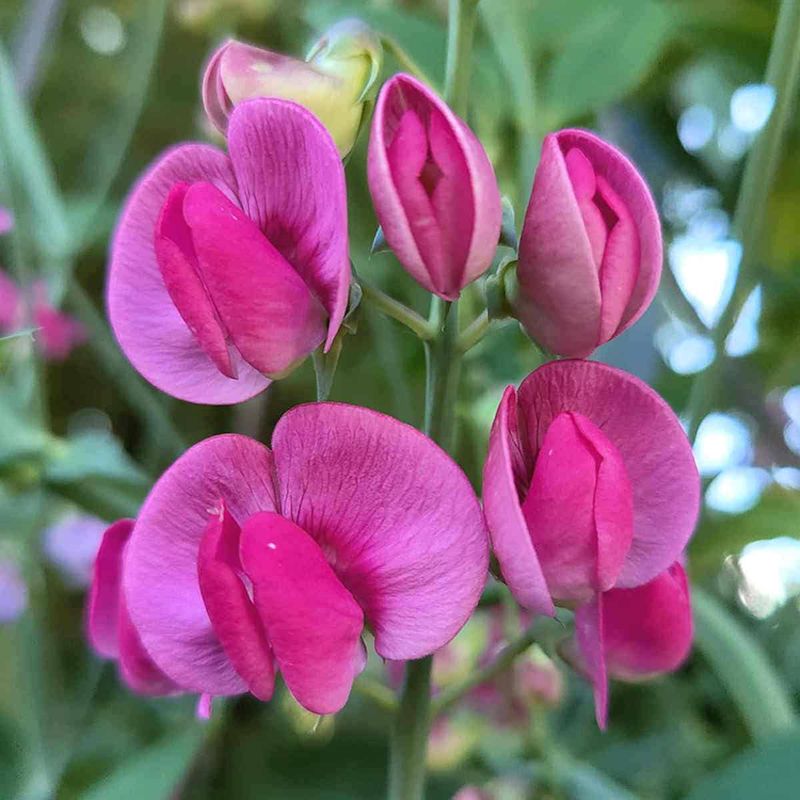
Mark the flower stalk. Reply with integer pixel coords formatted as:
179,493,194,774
360,280,436,340
388,3,480,798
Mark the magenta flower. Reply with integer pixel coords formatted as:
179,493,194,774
483,360,699,618
107,99,349,404
31,281,87,361
515,130,662,357
571,561,693,727
87,519,178,695
368,74,502,300
110,403,487,715
0,271,86,360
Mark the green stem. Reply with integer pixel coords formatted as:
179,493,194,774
686,0,800,441
361,280,436,340
457,309,491,354
443,0,479,116
423,300,461,448
388,4,480,797
71,0,167,256
388,656,434,800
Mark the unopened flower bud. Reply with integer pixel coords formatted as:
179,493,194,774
515,129,662,357
202,19,381,156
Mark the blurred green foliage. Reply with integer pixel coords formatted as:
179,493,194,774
1,0,800,798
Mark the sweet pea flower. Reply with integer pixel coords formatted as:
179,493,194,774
368,73,502,300
515,130,662,357
570,561,693,728
0,271,86,360
31,281,87,360
483,360,699,618
203,19,381,157
108,98,349,404
88,519,179,695
110,403,487,715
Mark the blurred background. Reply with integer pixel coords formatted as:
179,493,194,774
1,0,800,797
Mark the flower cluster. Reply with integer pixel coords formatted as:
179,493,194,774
90,19,698,733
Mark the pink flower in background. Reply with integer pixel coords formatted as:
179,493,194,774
571,561,693,727
101,403,487,714
31,281,86,361
453,789,491,800
482,361,698,724
368,73,502,300
0,270,86,360
42,513,107,588
0,206,13,236
388,605,562,727
515,130,662,357
0,558,27,624
88,519,179,695
108,98,349,404
203,20,381,157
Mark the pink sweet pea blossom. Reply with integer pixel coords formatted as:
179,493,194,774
31,281,87,360
0,271,86,360
203,20,381,157
87,519,179,695
515,130,662,357
92,403,487,715
368,73,502,300
483,360,699,618
107,98,349,404
570,561,693,728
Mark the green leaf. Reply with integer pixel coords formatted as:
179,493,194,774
43,432,150,519
72,0,168,252
480,0,542,201
685,728,800,800
0,43,71,263
541,0,673,124
558,759,641,800
0,395,50,470
480,0,537,131
78,728,204,800
43,432,147,487
692,588,798,741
